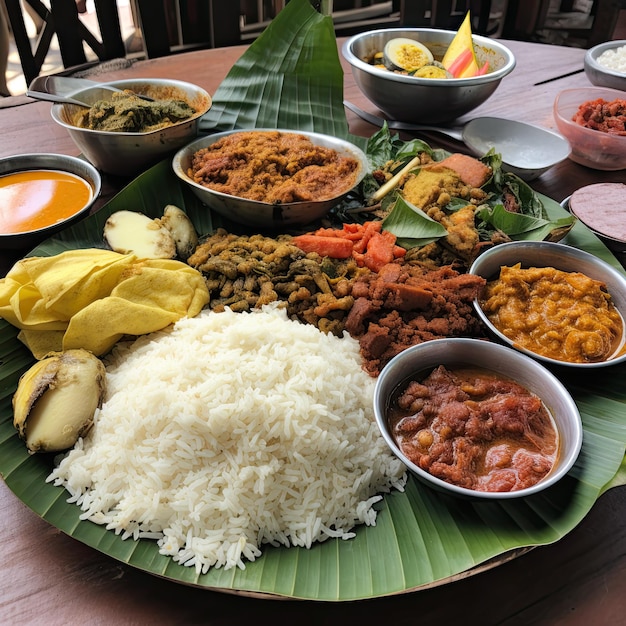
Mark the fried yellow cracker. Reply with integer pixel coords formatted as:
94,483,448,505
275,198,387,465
0,249,210,358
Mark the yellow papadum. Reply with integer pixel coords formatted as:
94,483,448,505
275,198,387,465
0,249,209,358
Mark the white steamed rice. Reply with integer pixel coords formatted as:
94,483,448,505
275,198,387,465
597,44,626,74
47,304,406,573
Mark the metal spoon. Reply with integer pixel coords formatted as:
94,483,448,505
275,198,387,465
27,76,154,107
344,100,571,181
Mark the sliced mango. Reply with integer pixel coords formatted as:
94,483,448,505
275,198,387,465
441,12,480,78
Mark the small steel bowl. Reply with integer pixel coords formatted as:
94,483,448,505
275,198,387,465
470,241,626,368
172,129,369,229
561,184,626,259
0,153,101,251
342,28,516,124
553,86,626,171
51,78,212,177
584,40,626,91
373,338,583,500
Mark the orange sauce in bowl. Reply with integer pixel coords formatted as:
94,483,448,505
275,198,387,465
0,169,93,234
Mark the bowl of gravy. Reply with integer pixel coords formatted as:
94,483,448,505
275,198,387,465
0,153,101,250
373,337,583,499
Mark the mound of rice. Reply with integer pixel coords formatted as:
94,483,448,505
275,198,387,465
48,304,406,573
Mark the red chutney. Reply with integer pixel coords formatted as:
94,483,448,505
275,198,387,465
572,97,626,136
388,365,558,493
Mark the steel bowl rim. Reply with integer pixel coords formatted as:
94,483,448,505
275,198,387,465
584,40,626,81
469,240,626,368
50,77,212,137
0,152,102,239
342,27,516,86
373,337,583,500
172,128,370,210
561,192,626,247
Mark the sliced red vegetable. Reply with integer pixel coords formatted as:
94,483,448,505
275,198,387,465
476,61,490,75
292,221,405,272
352,221,381,253
291,234,354,258
446,48,473,78
360,230,400,272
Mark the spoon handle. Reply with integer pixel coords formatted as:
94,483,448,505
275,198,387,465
343,101,464,141
26,90,90,107
27,76,155,104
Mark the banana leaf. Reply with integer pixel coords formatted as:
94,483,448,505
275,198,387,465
2,0,626,601
2,160,626,601
200,0,355,144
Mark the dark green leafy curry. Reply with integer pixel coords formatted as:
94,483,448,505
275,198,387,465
75,90,197,133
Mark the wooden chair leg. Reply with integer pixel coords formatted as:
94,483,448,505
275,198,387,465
50,0,87,68
587,0,622,46
136,0,241,57
210,2,240,48
471,0,492,34
136,0,171,58
4,0,54,85
93,0,126,59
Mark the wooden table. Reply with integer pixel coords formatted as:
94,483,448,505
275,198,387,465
2,38,626,625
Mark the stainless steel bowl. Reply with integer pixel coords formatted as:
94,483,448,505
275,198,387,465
561,186,626,259
342,28,516,124
584,40,626,91
51,78,212,177
0,153,101,251
172,129,369,229
373,338,583,500
470,241,626,368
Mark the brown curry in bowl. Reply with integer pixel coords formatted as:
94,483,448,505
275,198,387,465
387,365,559,494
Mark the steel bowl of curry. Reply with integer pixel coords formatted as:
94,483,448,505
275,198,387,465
373,337,583,499
470,241,626,368
50,78,212,177
0,153,101,250
172,129,369,229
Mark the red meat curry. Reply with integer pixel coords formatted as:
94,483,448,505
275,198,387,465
388,365,558,493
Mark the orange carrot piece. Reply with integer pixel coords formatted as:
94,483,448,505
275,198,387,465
340,224,366,241
393,245,407,259
353,221,382,253
312,224,364,241
362,230,397,272
294,222,406,270
311,226,341,237
292,234,354,259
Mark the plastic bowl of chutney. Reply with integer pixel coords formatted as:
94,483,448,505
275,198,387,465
373,338,583,499
0,153,101,251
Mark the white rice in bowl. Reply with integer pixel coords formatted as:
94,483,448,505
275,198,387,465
47,304,407,573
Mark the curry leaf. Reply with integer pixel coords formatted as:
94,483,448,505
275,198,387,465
483,170,547,219
394,138,435,161
477,204,575,239
514,216,579,242
382,196,448,248
366,124,403,169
